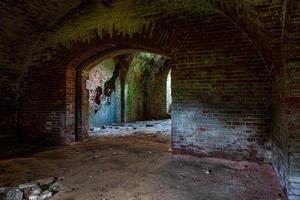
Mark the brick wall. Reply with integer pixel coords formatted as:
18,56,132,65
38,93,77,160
280,1,300,199
171,14,272,160
20,14,272,164
0,1,298,199
19,22,184,143
0,67,20,140
272,67,289,194
0,0,74,141
125,53,171,122
19,45,76,144
144,58,171,120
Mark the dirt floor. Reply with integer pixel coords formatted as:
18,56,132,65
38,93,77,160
0,121,286,200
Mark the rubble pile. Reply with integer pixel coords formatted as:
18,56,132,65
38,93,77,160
0,177,63,200
90,119,171,137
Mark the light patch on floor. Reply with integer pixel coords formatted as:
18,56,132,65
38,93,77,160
90,119,171,136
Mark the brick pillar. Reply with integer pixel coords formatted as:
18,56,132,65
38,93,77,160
280,1,300,199
75,66,90,140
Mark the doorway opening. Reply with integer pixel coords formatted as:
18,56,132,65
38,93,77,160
87,59,121,127
85,51,172,137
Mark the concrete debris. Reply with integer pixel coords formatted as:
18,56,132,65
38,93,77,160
41,191,52,199
0,188,17,194
1,177,63,200
31,187,41,195
90,119,171,137
5,189,23,200
49,177,64,192
19,183,37,190
28,194,39,200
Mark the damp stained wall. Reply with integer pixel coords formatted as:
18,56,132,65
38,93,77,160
88,59,121,127
1,0,298,198
125,52,171,122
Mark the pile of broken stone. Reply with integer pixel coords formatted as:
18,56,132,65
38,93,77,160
0,177,63,200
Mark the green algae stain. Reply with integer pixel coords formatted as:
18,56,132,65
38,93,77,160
287,61,300,68
125,51,166,121
101,59,116,74
47,0,215,46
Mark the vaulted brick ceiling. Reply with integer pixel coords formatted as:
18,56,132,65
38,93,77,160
0,0,285,68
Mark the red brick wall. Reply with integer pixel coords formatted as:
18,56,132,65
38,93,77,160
171,14,272,160
0,1,297,199
19,24,184,144
19,46,76,144
19,14,272,163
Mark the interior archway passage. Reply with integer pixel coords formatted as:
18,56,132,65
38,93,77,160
13,2,272,179
84,51,172,136
1,0,299,199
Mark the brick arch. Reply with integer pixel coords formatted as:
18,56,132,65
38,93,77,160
50,21,185,66
20,6,273,162
62,24,184,141
73,47,173,141
210,0,284,68
20,23,184,144
43,0,280,68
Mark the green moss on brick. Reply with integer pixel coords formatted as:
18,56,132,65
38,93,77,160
47,0,214,46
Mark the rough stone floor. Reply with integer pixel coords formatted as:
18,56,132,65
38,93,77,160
0,120,285,200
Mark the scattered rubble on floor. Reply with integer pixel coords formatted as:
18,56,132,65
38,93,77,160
89,119,171,137
0,135,286,200
0,177,63,200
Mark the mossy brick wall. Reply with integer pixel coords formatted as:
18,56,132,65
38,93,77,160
171,14,272,161
19,21,184,144
125,53,171,122
125,60,145,122
0,0,285,143
0,0,299,199
20,13,272,163
144,58,171,120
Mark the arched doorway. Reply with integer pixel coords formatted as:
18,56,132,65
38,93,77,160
74,48,173,140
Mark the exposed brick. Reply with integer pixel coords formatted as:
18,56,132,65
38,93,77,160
0,1,298,199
